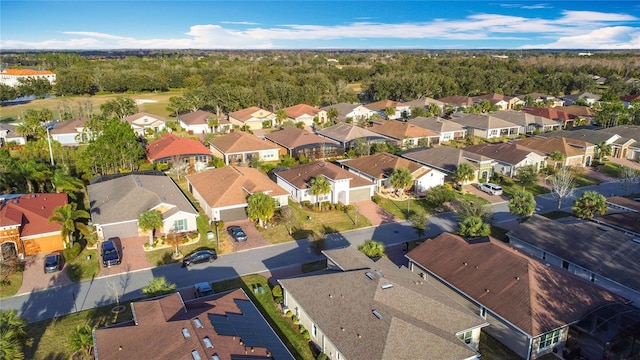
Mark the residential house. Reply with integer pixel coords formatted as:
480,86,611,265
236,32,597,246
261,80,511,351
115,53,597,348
369,120,440,148
403,97,446,113
209,131,279,166
0,193,67,259
620,94,640,108
279,246,488,360
320,103,376,123
87,174,199,240
146,133,212,173
341,152,445,194
546,129,634,159
401,146,495,182
0,123,26,147
178,110,231,135
554,105,596,124
560,92,601,106
187,166,288,222
450,113,521,139
472,93,523,110
407,116,467,145
406,233,627,360
491,110,562,134
283,104,327,127
515,136,595,167
463,143,546,177
438,95,475,110
506,214,640,307
364,99,410,120
265,126,341,160
522,107,575,129
122,112,167,136
93,289,294,360
228,106,275,130
0,69,56,87
315,123,391,152
274,161,375,205
599,125,640,161
520,93,565,107
49,117,90,146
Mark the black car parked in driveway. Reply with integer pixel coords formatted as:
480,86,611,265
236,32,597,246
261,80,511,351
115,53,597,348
227,225,248,242
101,238,121,267
182,249,217,267
44,253,63,273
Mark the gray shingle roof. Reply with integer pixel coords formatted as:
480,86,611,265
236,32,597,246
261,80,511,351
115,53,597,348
87,174,197,225
316,123,389,143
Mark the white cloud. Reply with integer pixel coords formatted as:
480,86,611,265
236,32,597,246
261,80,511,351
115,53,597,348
521,26,640,49
220,21,260,25
62,31,132,40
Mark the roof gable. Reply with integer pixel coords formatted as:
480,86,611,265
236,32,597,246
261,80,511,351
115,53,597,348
0,194,67,236
342,153,424,179
370,121,439,140
316,123,389,143
265,126,338,149
516,136,590,157
146,133,211,160
464,142,543,165
284,104,323,119
276,161,374,189
364,99,406,111
228,106,273,122
209,131,278,153
50,117,89,135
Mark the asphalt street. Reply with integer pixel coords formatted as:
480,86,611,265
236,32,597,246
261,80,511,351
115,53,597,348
2,179,638,323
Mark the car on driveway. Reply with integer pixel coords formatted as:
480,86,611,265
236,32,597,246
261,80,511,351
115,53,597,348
182,249,217,267
44,253,63,273
101,238,121,267
194,282,215,298
227,226,247,242
478,182,503,196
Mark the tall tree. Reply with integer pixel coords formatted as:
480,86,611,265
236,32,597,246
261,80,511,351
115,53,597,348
514,164,539,190
69,324,94,357
142,277,176,298
247,192,277,228
48,203,90,247
452,163,475,186
326,107,339,123
310,175,331,210
409,212,428,239
572,191,607,219
508,190,536,221
138,210,163,245
548,151,564,168
275,109,288,128
458,216,491,238
550,167,575,209
454,199,493,222
100,95,137,119
384,106,396,119
358,239,385,259
389,168,413,198
0,310,29,360
595,141,612,162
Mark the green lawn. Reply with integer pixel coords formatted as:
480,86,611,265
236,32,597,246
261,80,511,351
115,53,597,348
212,275,315,360
497,176,550,197
24,301,134,360
0,269,23,298
375,197,432,220
573,172,603,187
259,200,371,244
66,247,100,282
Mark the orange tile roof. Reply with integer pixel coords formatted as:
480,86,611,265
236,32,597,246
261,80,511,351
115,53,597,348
187,166,288,208
209,131,278,153
407,233,626,336
370,120,439,140
284,104,323,119
0,194,67,237
516,137,590,157
146,133,211,161
228,106,273,122
342,153,424,179
364,99,406,111
2,69,55,76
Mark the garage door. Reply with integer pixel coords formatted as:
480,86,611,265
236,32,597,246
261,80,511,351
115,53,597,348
220,207,248,222
102,222,139,240
349,188,372,203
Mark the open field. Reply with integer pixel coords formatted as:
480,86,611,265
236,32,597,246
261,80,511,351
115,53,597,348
0,91,182,123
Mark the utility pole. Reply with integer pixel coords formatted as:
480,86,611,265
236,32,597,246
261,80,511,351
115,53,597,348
46,126,55,166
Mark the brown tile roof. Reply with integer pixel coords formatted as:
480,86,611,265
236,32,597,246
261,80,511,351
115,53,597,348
146,133,211,161
0,193,67,237
265,126,338,149
401,146,487,173
364,99,406,111
49,117,89,135
187,166,288,208
491,110,561,127
209,131,278,154
451,113,519,130
555,105,596,117
621,94,640,103
276,161,374,189
316,123,388,143
547,129,618,145
437,95,474,107
515,137,590,157
369,120,439,140
407,233,626,336
342,153,424,180
94,289,292,360
408,116,466,133
595,212,640,234
279,246,486,360
606,196,640,212
178,110,229,126
523,107,575,121
507,214,640,293
283,104,323,119
228,106,273,122
403,97,445,108
472,93,515,105
464,142,544,165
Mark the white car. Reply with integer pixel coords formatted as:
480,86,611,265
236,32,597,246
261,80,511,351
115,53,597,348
478,183,503,196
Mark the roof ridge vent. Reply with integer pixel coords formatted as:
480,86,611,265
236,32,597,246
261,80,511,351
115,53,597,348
365,272,375,280
372,309,383,319
381,283,393,289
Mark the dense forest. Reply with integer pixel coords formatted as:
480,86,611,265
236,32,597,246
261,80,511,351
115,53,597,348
2,50,640,115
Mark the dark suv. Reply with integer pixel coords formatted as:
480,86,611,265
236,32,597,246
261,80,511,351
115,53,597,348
101,238,121,267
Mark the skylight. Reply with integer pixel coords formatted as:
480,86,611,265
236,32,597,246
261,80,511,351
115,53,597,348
372,309,383,319
192,350,201,360
381,283,393,289
182,328,191,338
365,272,375,280
193,318,203,328
203,337,213,348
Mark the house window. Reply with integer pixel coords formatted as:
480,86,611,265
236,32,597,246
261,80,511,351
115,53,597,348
174,219,187,232
318,193,330,202
479,307,487,319
313,324,317,338
490,129,498,137
590,273,596,282
562,261,569,270
457,331,473,344
538,329,561,350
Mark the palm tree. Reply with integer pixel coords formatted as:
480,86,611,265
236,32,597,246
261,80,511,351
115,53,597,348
389,168,413,198
452,163,475,187
458,216,491,237
247,192,276,228
48,203,90,247
310,175,331,211
548,150,565,169
69,324,94,357
572,191,607,219
138,210,163,245
207,117,220,133
596,141,612,162
51,168,85,200
0,310,29,360
384,106,396,119
508,190,536,222
17,160,52,193
326,107,339,123
275,109,288,128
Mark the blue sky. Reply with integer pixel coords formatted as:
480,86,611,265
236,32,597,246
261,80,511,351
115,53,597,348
1,1,639,50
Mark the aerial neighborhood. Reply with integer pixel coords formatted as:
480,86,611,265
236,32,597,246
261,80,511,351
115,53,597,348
1,50,640,360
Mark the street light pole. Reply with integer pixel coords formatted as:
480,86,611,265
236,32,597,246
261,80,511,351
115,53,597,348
46,126,55,166
214,220,219,250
